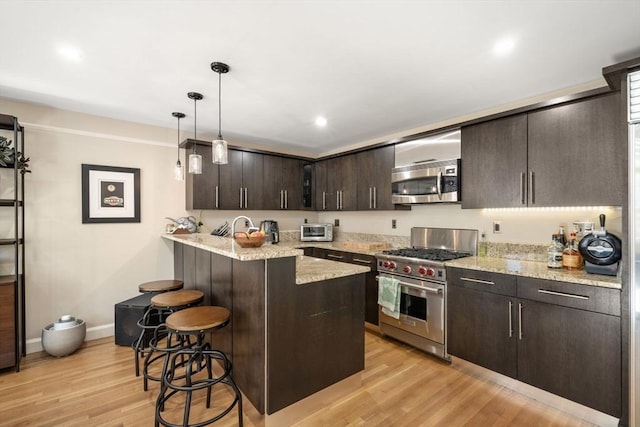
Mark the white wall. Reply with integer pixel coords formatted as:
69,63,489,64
2,98,190,350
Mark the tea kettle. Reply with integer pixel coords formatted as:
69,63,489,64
166,216,198,233
259,220,279,244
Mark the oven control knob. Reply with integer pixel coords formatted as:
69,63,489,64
426,268,436,277
402,266,411,274
388,261,396,270
418,266,427,275
382,261,390,268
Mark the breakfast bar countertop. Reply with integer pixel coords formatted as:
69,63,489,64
162,233,370,285
162,233,304,261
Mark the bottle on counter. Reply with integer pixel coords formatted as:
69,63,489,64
562,232,583,270
554,225,567,246
547,235,564,269
479,232,487,257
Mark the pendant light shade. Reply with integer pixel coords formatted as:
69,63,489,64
211,62,229,165
187,92,203,174
172,112,185,180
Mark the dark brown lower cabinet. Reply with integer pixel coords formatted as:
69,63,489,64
302,247,378,325
173,242,365,415
517,299,620,417
447,267,621,418
447,285,517,378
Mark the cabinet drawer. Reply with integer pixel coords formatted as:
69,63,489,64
325,249,348,262
517,277,620,316
348,253,377,271
447,267,516,297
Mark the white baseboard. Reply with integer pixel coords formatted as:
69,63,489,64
26,323,115,354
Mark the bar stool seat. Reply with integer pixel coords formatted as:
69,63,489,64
134,289,203,388
166,306,230,332
152,290,205,310
155,306,242,427
139,279,184,293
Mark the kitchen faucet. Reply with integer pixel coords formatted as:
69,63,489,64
231,215,254,236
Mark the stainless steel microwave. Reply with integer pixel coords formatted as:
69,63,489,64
391,158,461,204
300,223,334,242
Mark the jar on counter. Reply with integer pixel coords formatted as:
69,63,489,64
547,235,564,269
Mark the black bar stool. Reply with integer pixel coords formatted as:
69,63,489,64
155,306,243,427
133,279,185,375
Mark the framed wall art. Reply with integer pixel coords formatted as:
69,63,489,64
82,164,140,223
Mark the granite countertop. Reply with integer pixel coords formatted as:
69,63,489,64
162,233,303,261
296,256,370,285
446,256,622,290
162,234,370,285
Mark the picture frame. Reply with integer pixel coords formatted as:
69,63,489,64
82,164,140,223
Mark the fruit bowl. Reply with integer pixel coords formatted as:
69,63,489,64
234,231,267,248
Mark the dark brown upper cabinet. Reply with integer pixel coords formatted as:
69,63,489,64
186,143,220,210
314,155,357,211
461,91,624,208
218,149,264,210
263,155,303,210
356,145,395,210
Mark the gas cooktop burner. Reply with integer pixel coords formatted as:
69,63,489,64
382,248,473,262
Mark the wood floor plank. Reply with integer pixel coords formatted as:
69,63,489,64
0,331,601,426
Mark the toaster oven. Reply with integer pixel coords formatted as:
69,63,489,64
300,223,334,242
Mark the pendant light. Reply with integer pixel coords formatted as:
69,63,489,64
187,91,204,174
211,62,229,164
172,111,185,180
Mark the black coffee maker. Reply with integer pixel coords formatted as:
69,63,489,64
259,220,279,244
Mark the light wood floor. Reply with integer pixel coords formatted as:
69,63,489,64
0,331,598,427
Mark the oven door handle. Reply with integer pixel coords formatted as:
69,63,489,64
377,276,442,295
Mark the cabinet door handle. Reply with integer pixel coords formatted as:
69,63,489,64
322,191,326,210
244,187,248,209
352,258,372,265
373,187,377,209
460,277,495,286
529,171,535,205
518,302,523,340
520,172,526,205
215,186,219,209
508,301,513,338
239,188,243,209
538,289,589,300
284,190,288,209
369,187,373,209
327,254,344,260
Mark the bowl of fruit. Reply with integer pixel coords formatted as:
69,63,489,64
233,229,267,248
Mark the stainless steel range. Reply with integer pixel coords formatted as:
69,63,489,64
376,227,477,360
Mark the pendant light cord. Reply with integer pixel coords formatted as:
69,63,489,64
176,116,180,158
218,70,223,139
193,97,198,154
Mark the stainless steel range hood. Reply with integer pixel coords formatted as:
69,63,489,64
394,129,461,168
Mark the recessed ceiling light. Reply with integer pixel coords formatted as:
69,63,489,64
315,116,327,127
492,37,517,56
57,44,83,62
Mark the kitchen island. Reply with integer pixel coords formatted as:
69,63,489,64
161,233,369,418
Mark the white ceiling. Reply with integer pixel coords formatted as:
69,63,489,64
1,1,639,157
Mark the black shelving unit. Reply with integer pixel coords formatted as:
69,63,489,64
0,114,25,372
